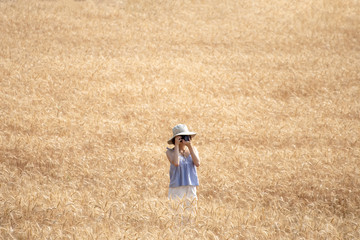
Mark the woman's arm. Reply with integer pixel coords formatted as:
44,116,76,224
187,145,200,167
166,137,181,166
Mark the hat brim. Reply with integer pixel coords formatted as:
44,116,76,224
167,132,196,145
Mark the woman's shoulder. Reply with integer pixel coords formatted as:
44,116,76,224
166,147,175,160
166,147,174,153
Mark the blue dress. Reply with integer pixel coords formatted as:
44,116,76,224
169,152,199,188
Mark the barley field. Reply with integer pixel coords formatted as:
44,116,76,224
0,0,359,239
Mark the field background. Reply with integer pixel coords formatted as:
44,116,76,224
0,0,359,239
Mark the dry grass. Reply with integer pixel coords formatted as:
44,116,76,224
0,0,359,239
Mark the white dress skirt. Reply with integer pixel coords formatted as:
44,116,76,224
168,185,197,200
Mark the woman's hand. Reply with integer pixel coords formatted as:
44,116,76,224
174,136,182,147
183,138,192,147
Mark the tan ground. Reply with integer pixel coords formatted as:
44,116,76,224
0,0,359,239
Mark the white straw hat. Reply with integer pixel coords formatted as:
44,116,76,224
167,124,196,145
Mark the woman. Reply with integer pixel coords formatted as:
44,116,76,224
166,124,200,202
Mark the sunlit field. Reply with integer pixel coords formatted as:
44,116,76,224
1,0,359,239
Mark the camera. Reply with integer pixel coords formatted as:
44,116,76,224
181,135,190,142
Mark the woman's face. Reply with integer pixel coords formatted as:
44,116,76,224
174,135,192,146
179,136,191,146
178,139,186,147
